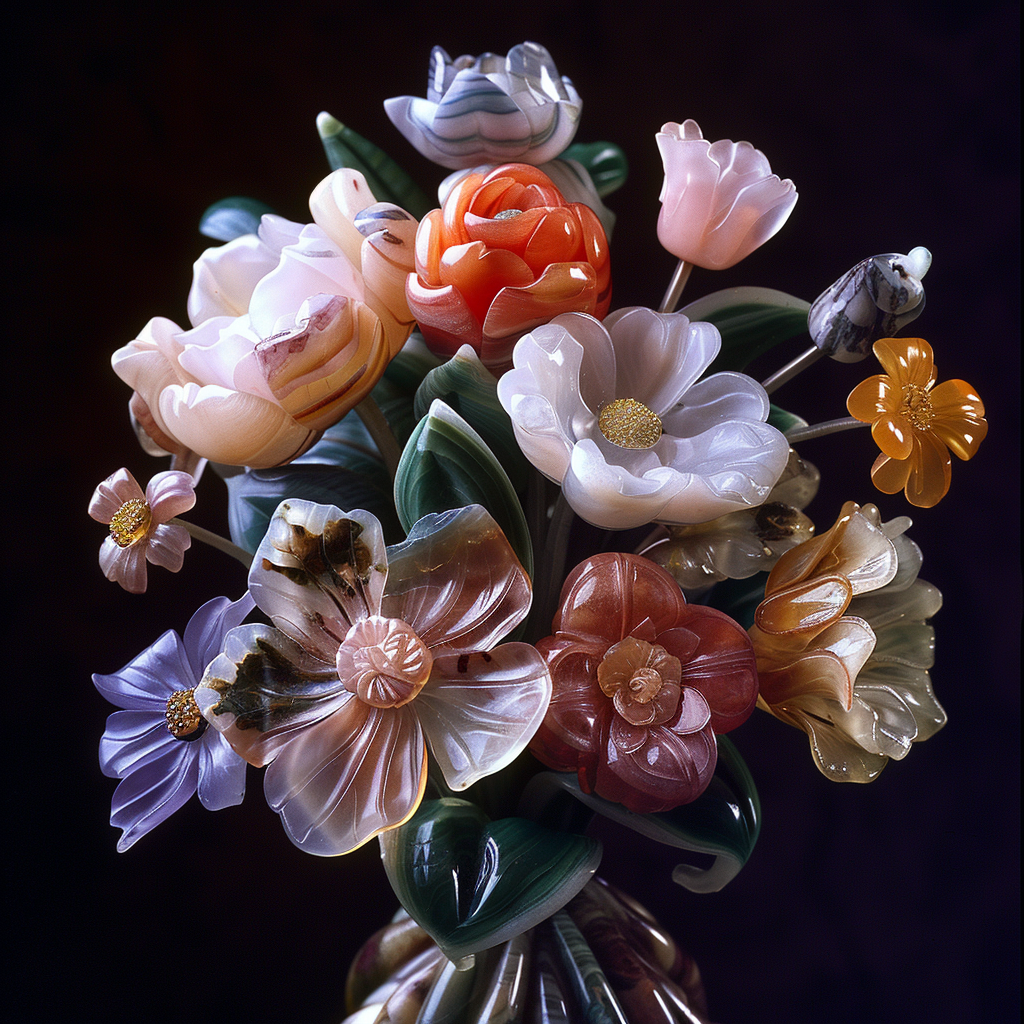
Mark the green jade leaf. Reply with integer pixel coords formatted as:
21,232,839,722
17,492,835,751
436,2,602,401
682,286,811,375
224,463,403,554
560,141,629,198
379,798,602,967
318,111,433,218
395,400,533,578
767,403,808,434
522,735,761,893
198,196,276,241
414,347,528,492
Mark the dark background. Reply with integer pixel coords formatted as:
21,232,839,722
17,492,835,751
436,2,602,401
8,2,1019,1021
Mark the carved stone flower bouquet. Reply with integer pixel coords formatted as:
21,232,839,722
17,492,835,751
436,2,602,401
86,40,994,1022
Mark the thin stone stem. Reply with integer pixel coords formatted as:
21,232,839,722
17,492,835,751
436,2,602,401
525,489,577,643
761,345,824,395
170,519,253,569
784,416,867,444
658,260,693,313
355,394,403,482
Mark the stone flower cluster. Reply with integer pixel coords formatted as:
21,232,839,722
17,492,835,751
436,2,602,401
89,39,980,899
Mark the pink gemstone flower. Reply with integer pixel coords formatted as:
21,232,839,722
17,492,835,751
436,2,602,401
195,501,551,856
89,468,196,593
530,552,759,814
656,120,797,270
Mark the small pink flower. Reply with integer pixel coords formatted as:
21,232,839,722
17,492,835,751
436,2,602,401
656,120,797,270
89,468,196,593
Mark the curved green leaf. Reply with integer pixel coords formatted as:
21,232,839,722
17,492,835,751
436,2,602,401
395,400,533,577
767,403,808,434
682,286,811,375
379,798,601,966
224,463,403,553
198,196,276,242
522,735,761,893
414,347,528,492
560,141,629,197
317,111,433,218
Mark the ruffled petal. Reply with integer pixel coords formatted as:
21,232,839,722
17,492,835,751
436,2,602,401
414,643,551,790
143,523,191,573
109,745,199,852
145,470,197,522
98,711,177,778
182,593,257,680
264,700,427,855
382,505,532,656
872,337,934,387
93,628,194,708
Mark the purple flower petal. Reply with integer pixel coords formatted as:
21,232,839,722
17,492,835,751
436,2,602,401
196,734,247,811
93,629,193,708
110,746,200,852
98,710,178,779
182,592,256,680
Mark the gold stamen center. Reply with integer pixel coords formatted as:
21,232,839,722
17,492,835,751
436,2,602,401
109,498,152,547
598,398,663,449
899,383,934,430
165,688,205,739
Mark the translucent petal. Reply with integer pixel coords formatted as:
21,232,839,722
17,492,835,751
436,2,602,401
182,593,257,680
93,628,192,708
416,644,551,789
265,700,427,855
188,232,284,325
109,746,199,851
196,734,247,810
248,501,387,660
196,624,348,766
98,711,177,778
382,505,532,656
872,337,934,387
660,371,769,438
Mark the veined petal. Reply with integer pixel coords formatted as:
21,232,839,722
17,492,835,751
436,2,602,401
145,470,197,522
98,711,177,778
904,432,952,507
109,745,199,852
98,536,148,593
158,382,318,468
89,467,146,522
604,307,721,414
264,701,427,855
928,378,988,459
196,734,247,810
144,524,191,573
182,593,257,680
660,371,770,438
415,643,551,790
93,628,194,708
248,502,387,659
197,624,349,766
382,505,532,656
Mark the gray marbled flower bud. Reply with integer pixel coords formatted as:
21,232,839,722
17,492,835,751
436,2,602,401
808,247,931,362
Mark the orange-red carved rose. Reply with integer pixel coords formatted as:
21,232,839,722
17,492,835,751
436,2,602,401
407,163,611,372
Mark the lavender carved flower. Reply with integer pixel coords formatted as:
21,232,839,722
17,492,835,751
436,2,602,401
93,593,254,851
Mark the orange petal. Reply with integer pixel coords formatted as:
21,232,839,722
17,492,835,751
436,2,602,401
929,379,988,459
414,210,445,285
904,432,952,507
846,375,897,422
755,574,852,635
870,451,914,495
872,337,934,387
871,414,915,461
523,208,583,274
463,207,545,251
406,276,483,357
482,262,597,345
438,241,535,322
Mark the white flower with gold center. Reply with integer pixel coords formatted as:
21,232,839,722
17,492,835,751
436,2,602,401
497,307,790,530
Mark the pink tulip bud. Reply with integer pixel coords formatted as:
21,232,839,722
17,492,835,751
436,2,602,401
656,120,797,270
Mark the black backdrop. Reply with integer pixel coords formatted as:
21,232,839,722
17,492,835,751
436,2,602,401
8,2,1019,1022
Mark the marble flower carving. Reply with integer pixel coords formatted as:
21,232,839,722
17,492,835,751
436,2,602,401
497,307,790,530
656,120,797,270
195,501,551,856
385,42,582,169
112,169,418,469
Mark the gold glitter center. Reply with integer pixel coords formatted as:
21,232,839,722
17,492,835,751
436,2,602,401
109,498,152,547
494,208,523,220
165,688,205,739
899,383,935,430
598,398,663,449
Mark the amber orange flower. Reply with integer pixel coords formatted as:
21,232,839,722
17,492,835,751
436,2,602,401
846,337,986,507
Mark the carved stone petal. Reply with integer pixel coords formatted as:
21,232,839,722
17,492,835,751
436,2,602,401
381,505,531,657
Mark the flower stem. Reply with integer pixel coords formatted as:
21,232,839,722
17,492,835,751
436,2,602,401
355,395,403,482
169,519,253,569
784,416,867,444
658,260,693,313
760,345,825,395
